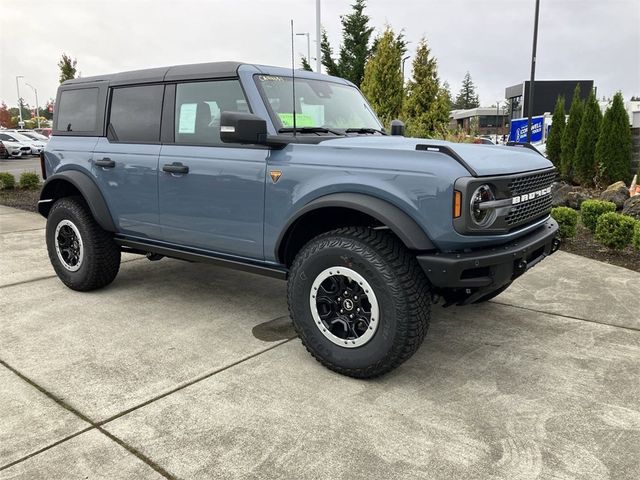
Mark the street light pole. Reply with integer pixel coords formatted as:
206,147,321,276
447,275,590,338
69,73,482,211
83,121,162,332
496,101,500,143
401,55,410,83
526,0,541,143
25,82,41,129
315,0,322,73
15,76,24,128
296,32,311,69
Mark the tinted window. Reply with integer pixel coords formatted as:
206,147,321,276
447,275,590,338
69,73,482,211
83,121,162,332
56,88,98,132
174,80,249,145
0,133,17,141
109,85,163,143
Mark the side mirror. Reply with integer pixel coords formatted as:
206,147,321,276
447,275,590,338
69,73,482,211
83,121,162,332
390,119,405,136
220,111,268,145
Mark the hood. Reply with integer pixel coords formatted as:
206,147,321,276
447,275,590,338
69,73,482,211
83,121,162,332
317,136,552,177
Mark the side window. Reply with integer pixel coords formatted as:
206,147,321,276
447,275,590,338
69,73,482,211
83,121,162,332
174,80,249,145
56,88,99,132
109,85,164,143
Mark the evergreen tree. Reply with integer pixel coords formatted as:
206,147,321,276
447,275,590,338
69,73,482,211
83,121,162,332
300,56,313,71
453,72,480,109
361,27,405,125
58,53,77,83
337,0,374,87
402,38,449,137
441,80,453,110
320,30,340,77
595,91,632,184
546,96,565,168
560,84,584,180
574,90,603,186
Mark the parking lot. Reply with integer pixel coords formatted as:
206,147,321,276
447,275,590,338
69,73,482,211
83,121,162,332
0,205,639,479
0,157,42,179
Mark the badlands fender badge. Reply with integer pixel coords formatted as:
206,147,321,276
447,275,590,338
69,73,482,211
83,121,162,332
270,170,282,183
512,186,551,205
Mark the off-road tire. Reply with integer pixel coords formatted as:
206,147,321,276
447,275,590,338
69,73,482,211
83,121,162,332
46,196,121,291
288,227,431,378
472,281,512,304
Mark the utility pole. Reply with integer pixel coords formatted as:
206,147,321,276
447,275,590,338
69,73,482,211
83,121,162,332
296,32,311,69
25,82,41,128
15,76,24,128
526,0,541,142
315,0,322,73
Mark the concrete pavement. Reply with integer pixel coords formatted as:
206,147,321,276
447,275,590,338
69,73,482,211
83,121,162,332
1,207,638,479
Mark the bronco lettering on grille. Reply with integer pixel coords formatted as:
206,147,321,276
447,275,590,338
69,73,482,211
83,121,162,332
511,186,552,205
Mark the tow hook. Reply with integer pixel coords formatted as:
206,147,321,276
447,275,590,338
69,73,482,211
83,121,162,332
514,260,527,276
146,253,164,261
551,238,561,253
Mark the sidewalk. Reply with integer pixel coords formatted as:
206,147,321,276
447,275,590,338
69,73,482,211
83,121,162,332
1,206,638,479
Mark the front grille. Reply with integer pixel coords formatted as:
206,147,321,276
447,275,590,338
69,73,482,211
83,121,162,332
503,169,556,228
505,194,553,225
20,147,31,151
508,169,557,196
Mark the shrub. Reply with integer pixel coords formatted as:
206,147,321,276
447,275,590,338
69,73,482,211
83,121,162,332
595,212,636,250
633,221,640,251
19,172,41,190
580,199,616,232
0,172,15,190
551,206,578,239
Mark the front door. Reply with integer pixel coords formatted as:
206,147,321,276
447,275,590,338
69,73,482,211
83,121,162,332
158,80,267,260
93,84,164,239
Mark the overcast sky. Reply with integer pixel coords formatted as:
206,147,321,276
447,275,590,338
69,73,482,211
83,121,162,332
1,0,638,109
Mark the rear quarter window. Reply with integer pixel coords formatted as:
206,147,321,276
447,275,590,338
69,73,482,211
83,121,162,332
55,88,99,133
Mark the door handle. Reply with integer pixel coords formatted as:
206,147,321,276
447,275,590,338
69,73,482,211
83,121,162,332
95,158,115,168
163,163,189,174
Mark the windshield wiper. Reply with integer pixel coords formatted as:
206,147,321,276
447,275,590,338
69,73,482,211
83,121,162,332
344,128,387,135
279,127,346,136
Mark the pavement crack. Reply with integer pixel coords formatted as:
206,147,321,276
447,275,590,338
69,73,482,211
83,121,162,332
98,337,296,427
0,358,176,478
0,337,296,477
489,300,640,332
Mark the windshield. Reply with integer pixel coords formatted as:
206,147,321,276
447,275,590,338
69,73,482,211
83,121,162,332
255,75,382,132
8,132,35,143
20,132,48,141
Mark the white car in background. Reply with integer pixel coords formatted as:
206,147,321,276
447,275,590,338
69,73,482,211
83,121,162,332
14,130,50,142
1,131,46,155
0,132,33,157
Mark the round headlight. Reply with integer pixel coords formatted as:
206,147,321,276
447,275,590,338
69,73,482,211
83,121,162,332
470,184,497,228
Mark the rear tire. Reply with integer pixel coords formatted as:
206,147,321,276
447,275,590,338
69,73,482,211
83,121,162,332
288,227,431,378
46,196,121,291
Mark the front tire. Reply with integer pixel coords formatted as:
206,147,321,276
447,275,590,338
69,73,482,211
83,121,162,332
288,227,431,378
46,196,121,291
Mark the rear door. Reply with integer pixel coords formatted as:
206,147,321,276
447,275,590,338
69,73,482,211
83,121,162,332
158,79,267,259
93,84,164,239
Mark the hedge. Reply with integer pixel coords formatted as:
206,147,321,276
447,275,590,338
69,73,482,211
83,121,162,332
633,221,640,251
580,199,616,232
551,206,578,239
19,172,41,190
594,212,636,250
0,172,15,190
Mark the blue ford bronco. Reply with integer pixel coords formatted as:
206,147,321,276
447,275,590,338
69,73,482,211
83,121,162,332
39,61,559,377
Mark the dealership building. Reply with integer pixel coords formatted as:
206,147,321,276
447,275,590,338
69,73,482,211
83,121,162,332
504,80,594,120
449,108,509,136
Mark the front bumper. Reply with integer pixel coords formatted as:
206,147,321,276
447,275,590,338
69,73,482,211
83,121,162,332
417,218,560,305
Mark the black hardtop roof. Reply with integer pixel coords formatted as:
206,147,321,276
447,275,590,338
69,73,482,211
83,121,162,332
61,61,245,87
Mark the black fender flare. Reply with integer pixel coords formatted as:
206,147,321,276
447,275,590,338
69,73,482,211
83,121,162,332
276,193,436,261
38,170,116,232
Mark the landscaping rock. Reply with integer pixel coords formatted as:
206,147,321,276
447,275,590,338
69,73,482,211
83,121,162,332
622,195,640,219
551,183,592,209
600,181,630,209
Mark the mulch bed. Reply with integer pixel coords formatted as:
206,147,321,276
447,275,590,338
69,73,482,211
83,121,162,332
1,187,638,273
0,188,41,213
560,223,640,273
